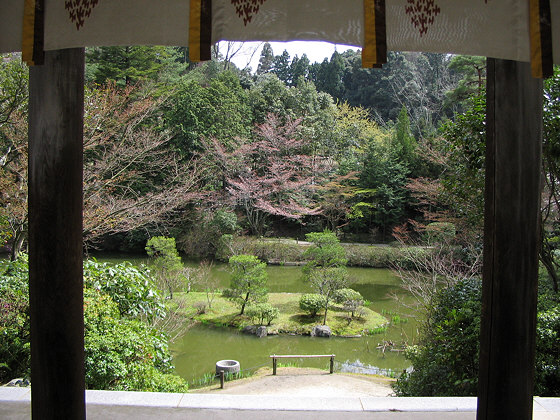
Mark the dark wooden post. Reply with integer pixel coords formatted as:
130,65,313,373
219,371,225,389
273,356,277,375
330,356,334,374
477,59,542,420
28,48,85,419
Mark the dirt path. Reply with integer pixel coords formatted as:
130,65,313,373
196,367,395,397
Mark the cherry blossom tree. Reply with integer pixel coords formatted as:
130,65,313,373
203,114,325,235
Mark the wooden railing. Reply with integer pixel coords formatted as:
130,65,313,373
269,354,336,375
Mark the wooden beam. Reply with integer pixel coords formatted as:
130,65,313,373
477,59,542,420
28,48,85,419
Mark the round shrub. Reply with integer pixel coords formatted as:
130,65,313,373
299,294,326,317
333,288,363,305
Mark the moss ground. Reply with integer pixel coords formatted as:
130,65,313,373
176,291,387,336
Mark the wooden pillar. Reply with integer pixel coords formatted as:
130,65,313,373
28,48,85,419
477,59,542,420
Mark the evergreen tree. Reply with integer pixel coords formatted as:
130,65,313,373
289,54,310,86
444,55,486,112
226,254,268,315
256,42,274,75
392,106,417,172
272,50,291,84
165,71,251,155
315,52,345,100
302,231,348,325
86,46,171,86
358,140,409,238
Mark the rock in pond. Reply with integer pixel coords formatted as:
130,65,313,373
255,326,267,338
242,325,257,335
311,325,332,337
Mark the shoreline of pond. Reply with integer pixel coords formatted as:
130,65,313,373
83,237,427,270
212,237,425,269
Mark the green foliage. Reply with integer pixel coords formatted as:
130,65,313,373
216,236,306,263
146,236,182,263
424,222,456,245
245,303,279,326
343,244,418,268
146,236,184,298
177,209,240,259
256,42,274,75
303,231,348,270
0,255,30,383
0,256,187,391
211,209,240,235
392,106,417,170
302,231,348,324
315,52,345,100
439,93,486,230
333,288,363,305
86,46,176,86
541,67,560,293
83,287,188,392
0,54,28,124
299,294,326,317
83,259,165,321
165,71,251,155
357,139,409,237
334,288,365,318
226,255,268,315
0,55,29,259
395,276,560,397
444,55,486,110
535,305,560,396
394,278,481,396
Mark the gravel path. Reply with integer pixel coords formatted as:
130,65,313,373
198,368,394,397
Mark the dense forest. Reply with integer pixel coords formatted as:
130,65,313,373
1,44,559,396
2,45,490,256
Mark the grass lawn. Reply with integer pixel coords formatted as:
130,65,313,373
176,291,388,336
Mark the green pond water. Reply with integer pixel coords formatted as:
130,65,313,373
93,254,419,383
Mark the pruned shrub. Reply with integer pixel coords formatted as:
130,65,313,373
246,303,279,326
299,294,326,317
333,288,363,305
334,288,365,318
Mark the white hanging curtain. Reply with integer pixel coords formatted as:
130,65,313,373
0,0,558,76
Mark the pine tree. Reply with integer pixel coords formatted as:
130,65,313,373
271,50,291,84
256,42,274,75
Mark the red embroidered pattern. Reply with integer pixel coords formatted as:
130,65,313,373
231,0,266,26
65,0,99,30
405,0,441,37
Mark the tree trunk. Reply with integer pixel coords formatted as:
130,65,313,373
10,228,26,261
240,292,250,315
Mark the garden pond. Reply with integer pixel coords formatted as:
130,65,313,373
95,254,419,384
